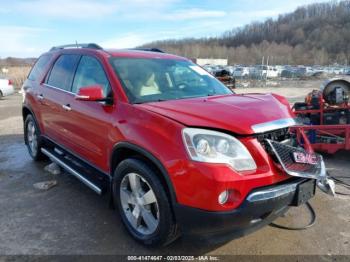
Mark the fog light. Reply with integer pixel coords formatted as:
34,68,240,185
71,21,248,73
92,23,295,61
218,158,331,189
218,190,229,205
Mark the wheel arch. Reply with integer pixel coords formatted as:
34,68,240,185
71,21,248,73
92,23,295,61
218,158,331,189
22,106,38,144
22,106,34,122
110,142,178,206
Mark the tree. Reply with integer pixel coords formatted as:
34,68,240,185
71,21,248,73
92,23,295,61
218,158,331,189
142,0,350,65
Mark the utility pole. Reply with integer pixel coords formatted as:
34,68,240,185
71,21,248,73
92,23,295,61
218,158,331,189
261,56,264,80
266,56,269,81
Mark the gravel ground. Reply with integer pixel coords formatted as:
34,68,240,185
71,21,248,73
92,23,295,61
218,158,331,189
0,90,349,257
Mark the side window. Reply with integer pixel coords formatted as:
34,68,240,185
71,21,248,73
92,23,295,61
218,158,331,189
47,54,80,91
28,54,52,81
72,56,110,96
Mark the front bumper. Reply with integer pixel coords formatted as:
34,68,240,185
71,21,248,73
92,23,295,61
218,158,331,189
174,177,316,236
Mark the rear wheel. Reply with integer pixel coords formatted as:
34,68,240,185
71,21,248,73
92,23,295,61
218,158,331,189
0,90,3,99
113,158,178,246
24,115,45,161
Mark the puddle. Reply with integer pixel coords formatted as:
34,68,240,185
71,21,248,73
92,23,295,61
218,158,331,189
0,142,31,171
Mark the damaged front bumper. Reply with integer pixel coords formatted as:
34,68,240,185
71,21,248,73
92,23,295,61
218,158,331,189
174,177,315,236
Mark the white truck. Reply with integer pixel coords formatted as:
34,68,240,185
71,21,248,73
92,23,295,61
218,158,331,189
232,67,250,78
251,65,279,79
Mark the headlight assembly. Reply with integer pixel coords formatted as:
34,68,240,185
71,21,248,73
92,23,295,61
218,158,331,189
182,128,257,172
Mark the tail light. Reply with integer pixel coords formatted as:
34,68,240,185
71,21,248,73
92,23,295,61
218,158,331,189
8,79,13,86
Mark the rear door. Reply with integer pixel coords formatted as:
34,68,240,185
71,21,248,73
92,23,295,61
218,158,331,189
64,55,114,171
40,54,81,147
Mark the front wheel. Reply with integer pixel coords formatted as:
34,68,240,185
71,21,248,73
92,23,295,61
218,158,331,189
113,158,178,246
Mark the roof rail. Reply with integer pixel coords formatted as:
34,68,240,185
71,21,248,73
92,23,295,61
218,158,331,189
130,48,164,53
50,43,103,51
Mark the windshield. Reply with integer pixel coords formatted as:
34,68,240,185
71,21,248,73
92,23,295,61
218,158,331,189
110,58,233,103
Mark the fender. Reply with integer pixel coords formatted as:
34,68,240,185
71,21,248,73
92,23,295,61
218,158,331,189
110,142,178,205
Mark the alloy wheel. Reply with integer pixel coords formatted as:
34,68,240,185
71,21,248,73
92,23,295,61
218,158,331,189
27,121,38,156
120,172,159,235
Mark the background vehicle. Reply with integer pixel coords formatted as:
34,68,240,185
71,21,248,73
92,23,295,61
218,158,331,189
22,43,322,247
0,77,14,98
251,65,278,79
232,67,249,78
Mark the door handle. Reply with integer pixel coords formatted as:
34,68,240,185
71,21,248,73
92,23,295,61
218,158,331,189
62,104,72,111
37,94,44,100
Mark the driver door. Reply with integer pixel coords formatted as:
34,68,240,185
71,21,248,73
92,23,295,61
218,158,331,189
64,55,114,171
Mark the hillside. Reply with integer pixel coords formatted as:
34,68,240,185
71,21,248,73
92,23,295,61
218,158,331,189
143,1,350,65
0,57,36,67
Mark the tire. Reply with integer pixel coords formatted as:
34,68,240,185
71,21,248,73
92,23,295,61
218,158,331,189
24,114,46,161
0,90,3,99
113,158,178,246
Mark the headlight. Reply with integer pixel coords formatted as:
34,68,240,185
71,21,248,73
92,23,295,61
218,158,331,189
182,128,257,172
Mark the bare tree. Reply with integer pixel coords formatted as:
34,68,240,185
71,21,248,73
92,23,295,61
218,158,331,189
142,1,350,65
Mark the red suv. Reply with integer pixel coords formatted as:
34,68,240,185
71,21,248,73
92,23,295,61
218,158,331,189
22,43,323,246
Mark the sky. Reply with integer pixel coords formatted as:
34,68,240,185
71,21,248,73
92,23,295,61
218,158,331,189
0,0,331,58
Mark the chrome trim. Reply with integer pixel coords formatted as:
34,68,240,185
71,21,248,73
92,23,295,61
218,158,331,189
62,104,72,111
54,147,64,155
41,148,102,194
75,95,90,100
246,182,298,202
251,118,296,133
43,83,75,95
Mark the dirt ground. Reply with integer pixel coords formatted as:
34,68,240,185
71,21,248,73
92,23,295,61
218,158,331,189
235,79,325,103
0,83,349,256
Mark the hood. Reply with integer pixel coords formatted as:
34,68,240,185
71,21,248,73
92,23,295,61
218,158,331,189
138,93,295,135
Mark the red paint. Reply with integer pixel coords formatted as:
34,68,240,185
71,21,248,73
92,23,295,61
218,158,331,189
139,93,293,135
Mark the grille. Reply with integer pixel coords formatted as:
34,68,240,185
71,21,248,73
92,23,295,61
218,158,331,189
256,127,291,143
266,139,322,179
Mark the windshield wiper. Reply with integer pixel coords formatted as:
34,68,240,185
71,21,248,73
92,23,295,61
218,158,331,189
147,99,168,103
133,98,168,104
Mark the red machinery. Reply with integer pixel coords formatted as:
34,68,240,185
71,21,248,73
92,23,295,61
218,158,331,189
292,78,350,154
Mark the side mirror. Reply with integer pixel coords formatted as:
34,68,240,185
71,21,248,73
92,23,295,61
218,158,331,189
75,85,106,102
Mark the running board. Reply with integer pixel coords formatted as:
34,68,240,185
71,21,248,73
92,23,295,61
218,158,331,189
41,148,102,195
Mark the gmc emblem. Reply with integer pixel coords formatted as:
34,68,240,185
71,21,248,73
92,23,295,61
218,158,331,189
292,152,318,165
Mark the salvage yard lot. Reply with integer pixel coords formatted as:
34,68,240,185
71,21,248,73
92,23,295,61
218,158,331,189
0,88,349,256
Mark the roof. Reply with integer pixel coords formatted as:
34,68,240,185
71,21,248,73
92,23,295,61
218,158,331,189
105,49,187,60
48,43,187,60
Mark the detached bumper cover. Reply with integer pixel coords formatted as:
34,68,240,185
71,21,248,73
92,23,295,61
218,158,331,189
174,177,315,236
266,139,325,179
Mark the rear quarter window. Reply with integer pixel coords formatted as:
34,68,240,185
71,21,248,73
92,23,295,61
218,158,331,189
27,54,52,81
